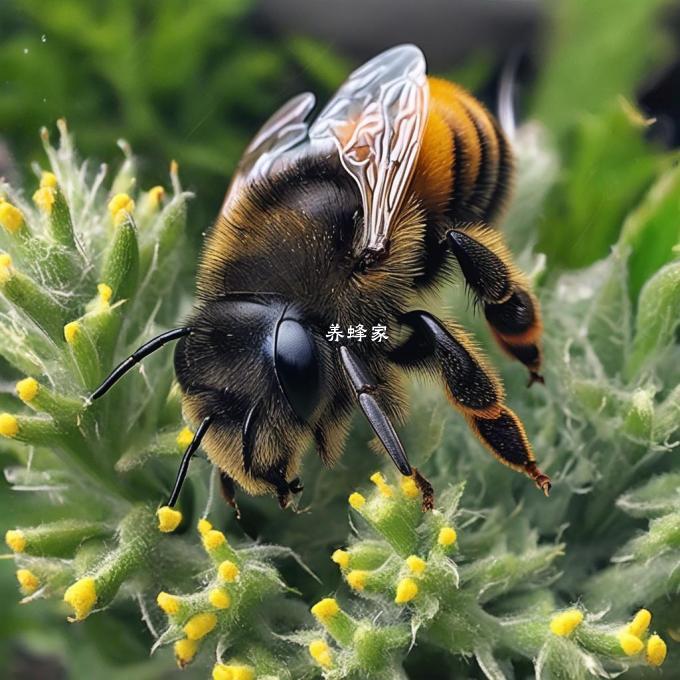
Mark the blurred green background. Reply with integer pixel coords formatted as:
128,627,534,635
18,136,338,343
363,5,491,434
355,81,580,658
1,0,679,677
2,0,679,266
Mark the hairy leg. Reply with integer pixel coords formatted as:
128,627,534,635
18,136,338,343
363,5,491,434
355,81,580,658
446,224,544,385
219,471,241,518
390,310,550,494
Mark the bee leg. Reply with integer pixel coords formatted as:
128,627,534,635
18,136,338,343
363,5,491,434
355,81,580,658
167,415,213,507
445,225,544,385
338,346,435,511
390,310,551,495
412,468,434,511
486,292,544,387
219,471,241,519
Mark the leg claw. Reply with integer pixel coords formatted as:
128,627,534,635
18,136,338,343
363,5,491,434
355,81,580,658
525,461,551,496
412,468,435,512
527,371,545,388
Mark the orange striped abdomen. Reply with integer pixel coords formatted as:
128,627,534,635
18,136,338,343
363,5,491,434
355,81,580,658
412,77,514,226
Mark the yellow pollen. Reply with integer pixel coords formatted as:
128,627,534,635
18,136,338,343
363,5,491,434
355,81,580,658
438,526,457,547
203,529,227,551
549,609,584,636
0,413,19,438
197,518,213,536
346,570,368,592
0,253,12,284
400,475,419,498
108,193,135,226
176,426,194,449
331,549,350,569
348,492,366,509
63,577,97,620
33,186,55,214
40,171,58,188
213,664,254,680
170,160,179,175
230,667,254,680
628,608,651,637
218,560,240,582
108,192,134,215
174,638,198,667
619,632,644,656
309,639,333,668
148,185,165,207
157,506,182,532
6,529,26,552
16,377,39,403
370,471,393,497
63,321,80,345
183,612,217,640
212,666,230,680
395,577,419,604
16,568,40,594
208,588,231,609
311,597,340,622
97,283,112,305
406,555,427,575
646,634,667,667
156,591,181,615
0,202,24,233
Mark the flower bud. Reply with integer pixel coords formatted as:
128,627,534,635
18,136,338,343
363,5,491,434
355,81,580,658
64,577,97,621
184,612,217,640
309,639,333,668
16,568,40,595
646,634,667,666
157,506,182,533
0,201,26,234
550,609,584,636
395,578,418,604
101,216,139,302
0,261,67,342
174,638,198,668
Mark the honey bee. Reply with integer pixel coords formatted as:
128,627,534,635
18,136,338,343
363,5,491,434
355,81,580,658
92,45,550,512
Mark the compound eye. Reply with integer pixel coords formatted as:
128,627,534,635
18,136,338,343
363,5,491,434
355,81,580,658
274,319,321,422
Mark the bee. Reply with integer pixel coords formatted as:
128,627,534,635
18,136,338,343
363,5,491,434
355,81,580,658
92,44,550,512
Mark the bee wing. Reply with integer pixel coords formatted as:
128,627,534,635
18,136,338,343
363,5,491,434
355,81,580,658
221,92,316,215
309,44,429,260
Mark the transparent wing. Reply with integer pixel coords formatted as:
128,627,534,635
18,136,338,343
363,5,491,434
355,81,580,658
221,92,316,215
309,44,429,260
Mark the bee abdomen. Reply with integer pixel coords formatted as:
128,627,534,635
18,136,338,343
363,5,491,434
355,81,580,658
414,77,514,225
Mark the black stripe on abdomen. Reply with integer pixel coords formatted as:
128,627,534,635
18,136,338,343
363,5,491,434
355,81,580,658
483,119,514,224
460,101,500,220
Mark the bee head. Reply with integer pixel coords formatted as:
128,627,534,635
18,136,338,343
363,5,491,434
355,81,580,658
173,295,326,492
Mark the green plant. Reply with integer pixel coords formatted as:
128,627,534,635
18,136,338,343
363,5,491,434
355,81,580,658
2,1,679,678
1,99,678,677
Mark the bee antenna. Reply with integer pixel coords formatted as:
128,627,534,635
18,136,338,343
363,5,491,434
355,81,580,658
167,414,213,507
90,327,193,400
339,346,412,476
